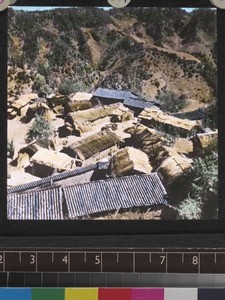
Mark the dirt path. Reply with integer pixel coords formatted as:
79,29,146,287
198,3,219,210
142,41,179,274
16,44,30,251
81,28,102,64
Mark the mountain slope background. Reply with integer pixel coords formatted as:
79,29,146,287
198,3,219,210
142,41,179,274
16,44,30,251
8,7,217,110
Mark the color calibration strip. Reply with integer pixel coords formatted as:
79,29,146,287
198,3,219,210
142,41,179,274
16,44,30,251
0,288,225,300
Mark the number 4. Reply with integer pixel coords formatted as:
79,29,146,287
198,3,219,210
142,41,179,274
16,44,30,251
62,255,68,264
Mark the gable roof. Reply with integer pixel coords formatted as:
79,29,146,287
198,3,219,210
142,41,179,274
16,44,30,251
63,173,167,219
30,148,76,171
124,95,156,109
63,130,122,160
7,164,98,194
94,88,157,109
8,187,64,220
110,147,153,177
8,173,167,220
94,88,130,100
139,107,201,132
71,92,93,101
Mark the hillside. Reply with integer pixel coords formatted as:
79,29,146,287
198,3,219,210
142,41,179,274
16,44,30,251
8,7,217,108
7,7,218,220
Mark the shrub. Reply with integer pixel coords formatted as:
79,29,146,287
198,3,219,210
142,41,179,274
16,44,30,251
156,90,187,113
178,152,218,220
32,74,53,97
59,79,89,95
26,114,53,148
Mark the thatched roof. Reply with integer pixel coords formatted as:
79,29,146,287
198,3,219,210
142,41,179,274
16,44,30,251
65,101,93,113
139,107,201,132
71,105,118,122
9,93,38,110
110,147,153,177
126,124,164,145
63,130,122,160
157,154,192,185
26,102,54,122
70,92,93,101
172,138,194,154
30,148,76,171
191,131,218,150
171,108,205,120
111,106,134,122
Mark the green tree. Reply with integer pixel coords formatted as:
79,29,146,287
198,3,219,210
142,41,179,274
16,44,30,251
178,153,218,219
26,114,53,148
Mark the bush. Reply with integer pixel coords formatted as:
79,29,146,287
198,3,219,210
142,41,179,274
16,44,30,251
178,153,218,219
156,90,187,113
26,114,53,148
59,79,89,95
32,74,53,97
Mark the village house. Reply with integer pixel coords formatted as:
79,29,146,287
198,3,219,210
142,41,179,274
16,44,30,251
61,130,122,163
8,173,168,220
93,87,158,115
109,147,153,177
70,92,93,102
171,108,205,121
30,148,76,177
93,87,131,105
139,107,203,137
191,130,218,153
8,93,38,119
25,101,54,122
7,163,99,194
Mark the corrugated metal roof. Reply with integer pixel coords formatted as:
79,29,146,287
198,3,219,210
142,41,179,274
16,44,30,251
7,187,64,220
171,109,205,120
94,88,131,100
63,173,167,219
7,164,98,194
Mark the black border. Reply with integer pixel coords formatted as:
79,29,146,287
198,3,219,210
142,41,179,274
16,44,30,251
0,0,225,237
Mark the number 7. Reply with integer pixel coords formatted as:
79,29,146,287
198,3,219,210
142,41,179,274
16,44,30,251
160,255,166,264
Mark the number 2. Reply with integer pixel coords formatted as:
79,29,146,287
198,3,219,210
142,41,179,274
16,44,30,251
0,255,3,264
